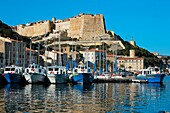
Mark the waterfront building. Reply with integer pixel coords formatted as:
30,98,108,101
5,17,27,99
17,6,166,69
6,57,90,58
0,37,26,67
117,50,144,72
80,48,106,68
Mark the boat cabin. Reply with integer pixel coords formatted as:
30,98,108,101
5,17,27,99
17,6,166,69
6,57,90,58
4,65,23,74
73,65,91,74
25,63,46,74
138,66,160,75
47,66,67,75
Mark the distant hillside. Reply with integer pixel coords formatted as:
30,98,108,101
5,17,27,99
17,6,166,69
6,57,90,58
0,20,13,37
114,34,163,67
0,20,41,51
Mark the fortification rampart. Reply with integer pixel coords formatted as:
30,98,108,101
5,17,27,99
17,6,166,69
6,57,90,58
55,13,107,40
16,20,53,37
16,13,108,40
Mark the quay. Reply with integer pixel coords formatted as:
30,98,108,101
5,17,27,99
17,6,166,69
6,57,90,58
93,77,148,83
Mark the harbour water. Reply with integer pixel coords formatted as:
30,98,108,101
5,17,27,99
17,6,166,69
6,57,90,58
0,76,170,113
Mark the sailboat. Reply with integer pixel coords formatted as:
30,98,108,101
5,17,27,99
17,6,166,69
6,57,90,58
23,38,48,84
110,39,122,78
94,42,110,79
46,29,69,84
70,47,94,84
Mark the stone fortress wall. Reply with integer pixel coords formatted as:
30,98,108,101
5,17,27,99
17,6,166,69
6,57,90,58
16,13,109,40
16,20,53,37
55,13,107,40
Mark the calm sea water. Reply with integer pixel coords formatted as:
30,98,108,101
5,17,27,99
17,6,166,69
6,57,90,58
0,76,170,113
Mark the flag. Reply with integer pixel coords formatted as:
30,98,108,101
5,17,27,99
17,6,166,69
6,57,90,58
66,60,70,70
113,59,118,72
73,60,77,68
100,68,102,75
106,60,108,72
93,61,96,72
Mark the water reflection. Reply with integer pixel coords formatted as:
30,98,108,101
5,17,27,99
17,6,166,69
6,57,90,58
0,80,169,112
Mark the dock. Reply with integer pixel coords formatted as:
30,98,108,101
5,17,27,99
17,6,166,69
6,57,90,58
93,77,148,83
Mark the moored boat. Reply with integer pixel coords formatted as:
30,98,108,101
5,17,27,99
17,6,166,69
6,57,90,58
70,64,94,84
46,65,69,84
23,63,48,84
136,66,165,83
4,65,26,84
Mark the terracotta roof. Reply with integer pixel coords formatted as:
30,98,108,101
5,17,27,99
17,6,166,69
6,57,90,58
7,38,23,43
107,54,115,57
81,49,106,52
26,48,37,52
118,57,144,60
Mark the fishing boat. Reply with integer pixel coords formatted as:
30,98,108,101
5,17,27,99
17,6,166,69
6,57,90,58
135,66,165,83
4,65,26,83
46,65,69,84
70,64,94,84
23,63,48,84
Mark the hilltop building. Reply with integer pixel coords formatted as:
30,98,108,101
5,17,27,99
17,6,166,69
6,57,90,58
129,37,136,46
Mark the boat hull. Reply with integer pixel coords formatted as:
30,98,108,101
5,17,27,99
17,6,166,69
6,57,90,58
4,73,26,84
31,73,49,84
136,74,165,83
47,74,56,84
24,74,32,83
55,74,68,84
47,74,68,84
71,73,94,84
0,74,7,83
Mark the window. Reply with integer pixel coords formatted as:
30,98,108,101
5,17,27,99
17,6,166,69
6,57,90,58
49,68,53,71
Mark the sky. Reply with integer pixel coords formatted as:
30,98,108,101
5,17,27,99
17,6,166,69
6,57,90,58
1,0,170,56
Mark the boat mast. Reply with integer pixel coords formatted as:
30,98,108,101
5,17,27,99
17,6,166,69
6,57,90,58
113,36,118,73
72,37,73,69
8,50,10,66
23,42,26,69
3,38,5,68
44,28,47,67
94,36,97,72
105,45,108,72
103,41,105,72
30,38,32,64
99,43,102,75
85,47,89,67
58,26,62,66
37,41,40,65
16,36,19,66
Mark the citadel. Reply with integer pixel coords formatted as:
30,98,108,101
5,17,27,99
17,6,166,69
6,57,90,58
0,13,145,73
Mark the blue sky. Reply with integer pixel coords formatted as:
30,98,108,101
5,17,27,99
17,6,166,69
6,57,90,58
1,0,170,55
